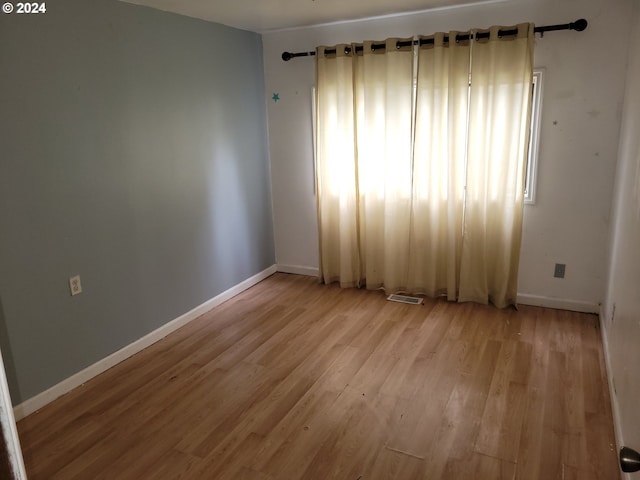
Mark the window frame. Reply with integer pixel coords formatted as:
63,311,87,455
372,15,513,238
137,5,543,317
524,68,544,205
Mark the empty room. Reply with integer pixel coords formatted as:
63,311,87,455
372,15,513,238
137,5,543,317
0,0,639,478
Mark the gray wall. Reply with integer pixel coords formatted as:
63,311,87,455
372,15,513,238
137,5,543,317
0,0,275,404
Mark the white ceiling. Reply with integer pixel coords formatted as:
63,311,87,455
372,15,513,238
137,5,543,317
120,0,501,33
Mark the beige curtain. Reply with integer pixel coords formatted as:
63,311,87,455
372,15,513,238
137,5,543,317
356,39,415,291
315,24,534,308
459,25,534,307
408,32,470,300
315,44,361,286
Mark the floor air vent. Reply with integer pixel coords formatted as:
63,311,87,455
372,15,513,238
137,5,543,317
387,294,423,305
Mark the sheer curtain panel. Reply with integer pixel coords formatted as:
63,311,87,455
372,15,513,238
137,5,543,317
315,24,535,308
459,24,534,307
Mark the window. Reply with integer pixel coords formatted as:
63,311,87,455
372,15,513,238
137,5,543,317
525,68,544,205
313,70,544,204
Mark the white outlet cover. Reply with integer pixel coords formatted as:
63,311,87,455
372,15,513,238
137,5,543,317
69,275,82,296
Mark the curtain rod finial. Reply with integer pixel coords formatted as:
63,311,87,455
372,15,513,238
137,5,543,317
571,19,588,31
282,51,293,61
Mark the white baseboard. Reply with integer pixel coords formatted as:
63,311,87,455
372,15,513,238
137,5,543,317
516,293,600,314
268,274,599,314
276,264,319,277
13,264,277,421
598,309,627,480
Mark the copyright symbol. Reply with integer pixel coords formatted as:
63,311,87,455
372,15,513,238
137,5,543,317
2,2,13,13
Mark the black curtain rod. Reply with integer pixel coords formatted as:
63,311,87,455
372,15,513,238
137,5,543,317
281,18,587,61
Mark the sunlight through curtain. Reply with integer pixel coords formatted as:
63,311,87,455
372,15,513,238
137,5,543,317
315,24,534,308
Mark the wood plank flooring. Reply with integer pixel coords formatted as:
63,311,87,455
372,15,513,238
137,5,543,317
17,273,620,479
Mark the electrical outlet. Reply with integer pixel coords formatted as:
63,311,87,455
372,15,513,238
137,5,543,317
553,263,566,279
69,275,82,296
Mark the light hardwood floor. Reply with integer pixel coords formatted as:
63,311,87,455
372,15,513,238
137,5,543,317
17,273,619,479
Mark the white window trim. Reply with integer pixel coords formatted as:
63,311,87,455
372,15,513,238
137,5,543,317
311,86,317,194
525,68,544,205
